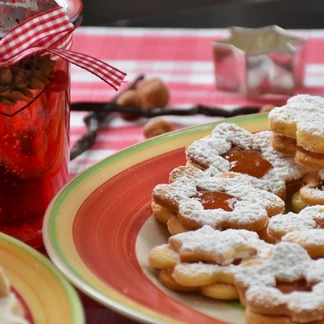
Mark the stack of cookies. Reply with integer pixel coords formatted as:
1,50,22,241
148,94,324,324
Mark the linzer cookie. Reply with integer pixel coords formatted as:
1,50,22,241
267,205,324,258
269,206,324,259
269,94,324,169
152,166,285,235
235,242,324,324
267,205,324,239
149,225,272,300
282,229,324,260
186,122,306,199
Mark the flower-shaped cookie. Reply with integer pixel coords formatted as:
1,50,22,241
269,94,324,169
267,205,324,258
235,242,324,323
168,225,271,265
186,122,306,198
149,225,271,300
152,166,285,234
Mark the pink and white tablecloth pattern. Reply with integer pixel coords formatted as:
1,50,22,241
70,27,324,176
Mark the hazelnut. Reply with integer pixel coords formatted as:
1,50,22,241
137,77,169,109
143,118,174,139
116,89,144,121
260,104,276,113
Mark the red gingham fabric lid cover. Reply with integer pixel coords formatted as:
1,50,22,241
0,7,126,90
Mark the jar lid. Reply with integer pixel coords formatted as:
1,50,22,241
0,0,83,37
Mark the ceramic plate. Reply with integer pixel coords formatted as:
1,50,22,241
43,114,268,324
0,233,84,324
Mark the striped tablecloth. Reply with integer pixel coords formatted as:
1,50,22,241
69,26,324,323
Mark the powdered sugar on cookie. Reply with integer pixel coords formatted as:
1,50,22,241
235,242,324,322
173,262,237,281
269,94,324,128
268,205,324,240
169,225,271,265
153,166,284,232
282,229,324,246
186,123,306,197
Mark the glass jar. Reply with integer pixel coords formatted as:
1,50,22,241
0,0,83,247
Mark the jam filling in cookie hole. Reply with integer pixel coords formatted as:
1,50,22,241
222,147,273,179
276,278,313,294
195,190,238,211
